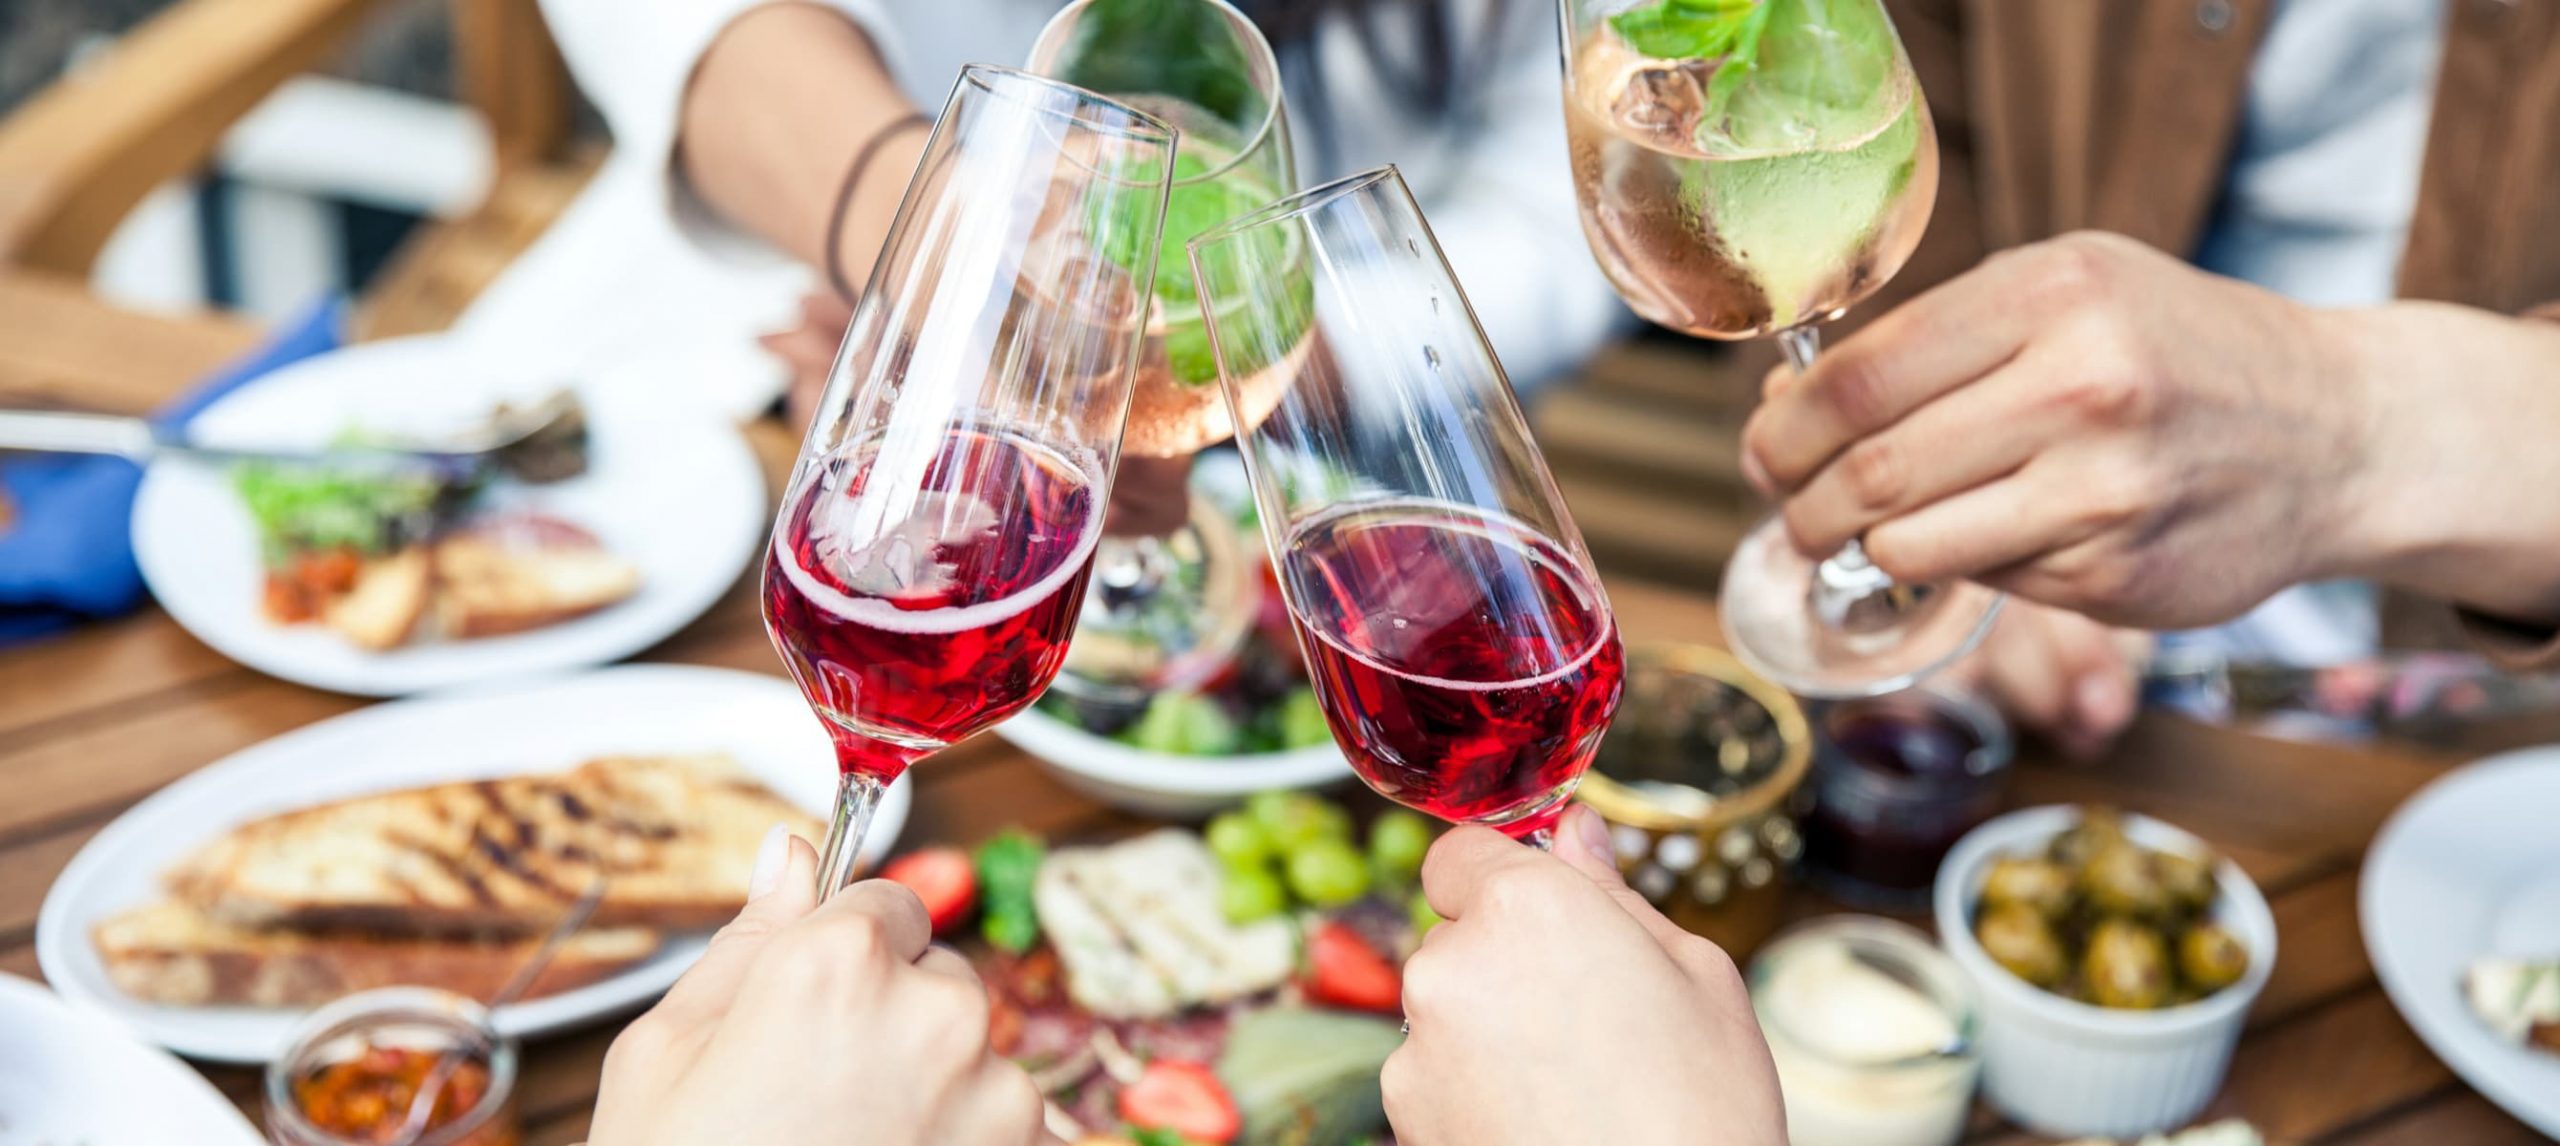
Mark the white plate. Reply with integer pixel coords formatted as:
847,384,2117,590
0,971,263,1145
2362,747,2560,1137
133,335,767,696
37,664,907,1064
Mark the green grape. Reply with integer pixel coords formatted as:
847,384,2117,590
1277,687,1335,749
1221,865,1289,923
1254,791,1349,853
1205,812,1272,870
1245,790,1301,831
1367,811,1431,888
1286,838,1372,907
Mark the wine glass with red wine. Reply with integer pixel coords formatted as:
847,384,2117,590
1187,166,1626,847
763,66,1176,897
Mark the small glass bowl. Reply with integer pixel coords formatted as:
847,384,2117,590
265,987,522,1146
1575,641,1812,953
1796,683,2014,908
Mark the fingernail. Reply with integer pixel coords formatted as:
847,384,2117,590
1570,805,1614,867
747,822,791,901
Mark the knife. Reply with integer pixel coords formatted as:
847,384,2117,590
2143,647,2560,740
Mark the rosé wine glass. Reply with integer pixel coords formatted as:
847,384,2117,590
763,66,1175,897
1190,166,1625,846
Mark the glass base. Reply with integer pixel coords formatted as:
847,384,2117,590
1719,515,2002,699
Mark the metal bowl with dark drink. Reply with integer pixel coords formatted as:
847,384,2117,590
1575,643,1812,953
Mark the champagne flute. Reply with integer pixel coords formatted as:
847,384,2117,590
762,66,1175,897
1559,0,2001,698
1027,0,1300,713
1191,166,1625,846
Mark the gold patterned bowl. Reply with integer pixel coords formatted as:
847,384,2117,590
1576,642,1814,954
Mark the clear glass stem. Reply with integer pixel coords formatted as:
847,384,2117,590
1518,826,1555,852
1777,324,1822,373
1777,325,1899,618
815,770,890,901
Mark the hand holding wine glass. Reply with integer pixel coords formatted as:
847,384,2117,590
761,66,1175,897
1560,0,1999,698
1191,167,1624,845
590,832,1058,1146
1382,808,1786,1146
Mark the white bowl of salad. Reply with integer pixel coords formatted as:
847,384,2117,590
998,623,1352,820
997,455,1353,819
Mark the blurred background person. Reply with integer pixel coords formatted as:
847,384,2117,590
1730,0,2560,718
654,0,1635,423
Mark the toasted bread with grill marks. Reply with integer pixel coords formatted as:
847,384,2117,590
434,534,640,639
167,754,818,934
93,900,661,1008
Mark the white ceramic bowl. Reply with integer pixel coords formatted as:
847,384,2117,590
1932,806,2277,1139
993,706,1353,819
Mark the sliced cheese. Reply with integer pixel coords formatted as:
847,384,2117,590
1031,830,1297,1019
2465,957,2560,1045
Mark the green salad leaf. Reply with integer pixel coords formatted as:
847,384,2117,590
231,463,451,567
972,830,1047,954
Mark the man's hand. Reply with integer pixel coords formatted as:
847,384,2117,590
1380,806,1786,1146
588,830,1056,1146
1742,232,2370,629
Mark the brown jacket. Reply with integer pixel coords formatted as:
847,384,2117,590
1866,0,2560,661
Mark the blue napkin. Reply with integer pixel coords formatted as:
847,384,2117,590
0,296,345,646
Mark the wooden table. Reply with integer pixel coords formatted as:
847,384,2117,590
0,272,2548,1145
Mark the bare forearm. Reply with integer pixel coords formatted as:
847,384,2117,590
2326,301,2560,624
679,3,922,279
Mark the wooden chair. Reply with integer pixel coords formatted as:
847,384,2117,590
0,0,598,342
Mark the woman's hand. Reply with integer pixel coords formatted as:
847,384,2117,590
1381,806,1785,1146
588,830,1055,1146
760,293,855,434
1950,601,2151,759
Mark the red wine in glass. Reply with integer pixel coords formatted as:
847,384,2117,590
1282,499,1626,841
763,426,1105,781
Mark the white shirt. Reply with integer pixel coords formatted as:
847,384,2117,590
454,0,1627,421
2170,0,2446,667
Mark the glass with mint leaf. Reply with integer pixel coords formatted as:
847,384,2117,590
1032,0,1299,460
1029,0,1308,711
1558,0,2006,708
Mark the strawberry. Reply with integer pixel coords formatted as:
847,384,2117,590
1302,921,1401,1013
879,848,976,934
1118,1060,1241,1144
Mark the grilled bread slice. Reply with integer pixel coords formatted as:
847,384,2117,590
435,532,640,639
168,754,818,934
93,900,661,1008
322,547,433,651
